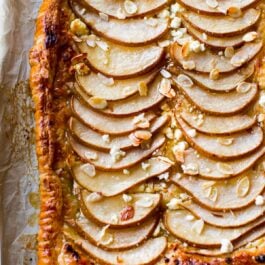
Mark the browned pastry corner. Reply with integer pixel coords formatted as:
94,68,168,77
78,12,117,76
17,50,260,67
29,0,265,264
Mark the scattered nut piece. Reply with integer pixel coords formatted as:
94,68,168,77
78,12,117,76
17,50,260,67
210,68,220,80
190,40,201,53
80,163,96,178
217,162,234,175
102,134,110,144
170,17,182,29
138,81,148,96
255,195,265,206
88,97,108,110
160,69,172,79
110,146,126,162
181,42,191,58
176,74,193,87
227,6,242,18
86,34,97,47
224,47,235,58
70,19,88,35
243,31,258,42
73,63,90,76
123,194,133,203
84,151,98,160
187,128,197,138
182,60,196,70
133,113,150,129
167,198,182,210
159,78,176,98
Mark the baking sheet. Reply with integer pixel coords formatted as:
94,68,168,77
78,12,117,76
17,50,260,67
0,0,42,264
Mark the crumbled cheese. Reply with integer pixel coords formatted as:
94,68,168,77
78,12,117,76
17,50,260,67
135,197,154,208
158,172,169,181
170,17,182,29
84,151,98,161
187,128,197,138
158,9,170,18
220,239,234,253
171,3,181,13
255,195,265,206
110,146,126,162
189,40,201,53
124,0,138,14
102,134,110,144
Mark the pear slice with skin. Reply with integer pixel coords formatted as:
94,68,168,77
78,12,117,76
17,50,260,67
69,134,165,171
181,111,256,135
183,19,245,49
164,209,265,248
75,213,158,250
75,76,165,117
171,170,265,210
183,196,265,228
182,8,260,37
79,0,167,19
69,115,168,151
170,61,255,92
78,40,164,79
81,190,161,227
171,42,262,74
182,147,265,179
186,224,265,256
177,117,263,160
64,225,167,265
76,70,157,101
72,157,171,196
72,97,156,135
174,79,258,115
177,0,260,15
71,1,168,46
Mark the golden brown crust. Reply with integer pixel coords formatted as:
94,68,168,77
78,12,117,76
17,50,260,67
29,1,265,264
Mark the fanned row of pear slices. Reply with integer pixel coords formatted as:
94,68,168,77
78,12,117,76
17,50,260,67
172,171,265,211
74,76,165,117
64,224,167,265
164,209,265,248
177,0,260,15
71,1,168,46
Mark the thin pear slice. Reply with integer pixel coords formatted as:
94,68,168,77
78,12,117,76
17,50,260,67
183,147,265,179
164,209,265,248
76,70,157,101
171,171,265,210
80,0,167,19
171,42,262,73
64,224,166,265
69,134,165,170
181,111,256,135
81,190,161,227
76,76,165,116
71,1,168,45
177,0,260,15
72,97,155,135
75,213,157,250
182,8,260,37
72,158,171,196
183,20,244,48
70,116,168,151
183,198,265,228
186,224,265,256
174,79,258,115
176,62,255,92
177,117,263,160
78,40,164,78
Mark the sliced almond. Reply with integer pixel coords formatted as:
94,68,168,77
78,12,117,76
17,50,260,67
236,82,253,93
237,176,250,198
227,6,242,18
124,0,138,14
242,31,258,42
80,163,96,178
191,219,205,235
88,97,108,109
176,74,193,87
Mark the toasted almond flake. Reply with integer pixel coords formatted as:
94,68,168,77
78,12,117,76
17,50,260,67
209,68,220,80
237,176,250,198
255,195,265,206
160,69,172,79
88,97,108,110
191,219,204,235
158,40,171,48
96,40,109,51
159,78,175,98
97,73,114,86
221,239,234,253
181,42,191,58
99,12,109,21
224,47,235,58
86,192,103,202
145,18,158,27
122,194,133,203
135,197,154,208
80,163,96,178
124,0,138,15
217,162,234,175
123,169,130,175
206,0,218,8
84,151,98,160
134,130,152,141
167,198,182,209
138,81,148,96
187,128,197,138
182,163,199,175
185,214,195,221
98,225,113,245
227,6,242,18
243,31,258,42
182,60,195,70
217,138,234,146
176,74,193,87
170,17,182,29
70,19,88,36
201,181,216,189
236,82,253,93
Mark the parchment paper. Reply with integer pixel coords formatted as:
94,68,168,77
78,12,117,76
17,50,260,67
0,0,42,264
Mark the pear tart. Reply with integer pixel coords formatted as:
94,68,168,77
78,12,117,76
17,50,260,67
30,0,265,264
